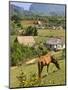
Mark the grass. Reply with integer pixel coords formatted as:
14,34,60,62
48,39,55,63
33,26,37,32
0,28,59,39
38,29,65,37
21,20,35,28
10,59,65,88
34,29,65,44
10,23,65,88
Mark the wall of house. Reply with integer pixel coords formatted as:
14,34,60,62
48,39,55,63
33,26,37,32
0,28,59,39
46,44,65,51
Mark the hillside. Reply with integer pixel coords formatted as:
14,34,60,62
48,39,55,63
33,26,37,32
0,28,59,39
30,3,65,16
10,3,65,17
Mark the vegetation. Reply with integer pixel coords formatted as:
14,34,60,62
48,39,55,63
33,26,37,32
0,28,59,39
25,26,38,36
10,59,65,88
16,71,40,87
10,6,66,88
10,40,49,66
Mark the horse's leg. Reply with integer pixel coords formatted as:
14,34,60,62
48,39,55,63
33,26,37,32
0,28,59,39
40,62,44,77
38,62,43,79
51,58,60,69
38,62,41,78
47,64,49,73
54,60,60,69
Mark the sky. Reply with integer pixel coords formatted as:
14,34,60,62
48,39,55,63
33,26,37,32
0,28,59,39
10,2,32,10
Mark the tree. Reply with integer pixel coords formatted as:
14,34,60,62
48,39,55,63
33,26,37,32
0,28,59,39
11,14,21,23
25,26,38,36
10,21,17,35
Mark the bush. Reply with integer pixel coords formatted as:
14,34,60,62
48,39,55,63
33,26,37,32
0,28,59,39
17,71,26,87
34,43,49,57
11,14,21,24
10,42,38,66
17,70,40,87
10,42,23,66
10,21,17,35
10,39,49,66
25,26,38,36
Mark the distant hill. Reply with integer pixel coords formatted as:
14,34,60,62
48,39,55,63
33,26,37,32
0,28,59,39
30,3,65,16
10,3,65,17
10,4,35,18
9,4,24,17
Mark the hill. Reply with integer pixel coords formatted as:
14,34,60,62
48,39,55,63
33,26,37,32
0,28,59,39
30,3,65,16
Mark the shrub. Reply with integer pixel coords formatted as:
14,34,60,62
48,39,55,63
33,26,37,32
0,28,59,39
10,42,23,66
10,42,38,66
25,26,38,36
17,70,40,87
17,71,26,87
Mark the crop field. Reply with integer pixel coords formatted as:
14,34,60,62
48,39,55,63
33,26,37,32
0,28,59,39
21,20,35,28
38,29,65,37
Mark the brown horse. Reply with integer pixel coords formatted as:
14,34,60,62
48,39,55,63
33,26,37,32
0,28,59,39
38,53,60,78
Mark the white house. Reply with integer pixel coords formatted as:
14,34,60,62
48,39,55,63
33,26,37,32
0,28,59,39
45,38,65,51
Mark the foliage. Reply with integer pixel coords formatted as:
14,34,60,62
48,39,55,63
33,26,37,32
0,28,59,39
10,42,23,66
10,21,23,35
11,14,21,23
10,59,65,88
17,70,40,87
16,71,26,87
10,21,17,35
10,14,23,35
25,26,38,36
10,42,38,66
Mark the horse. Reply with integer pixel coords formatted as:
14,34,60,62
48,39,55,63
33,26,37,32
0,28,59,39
37,53,60,79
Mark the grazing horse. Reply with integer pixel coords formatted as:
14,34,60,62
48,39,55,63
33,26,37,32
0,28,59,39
38,53,60,78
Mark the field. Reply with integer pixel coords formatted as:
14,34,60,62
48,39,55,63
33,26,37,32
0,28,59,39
10,19,66,88
10,59,65,88
21,20,35,28
10,29,65,45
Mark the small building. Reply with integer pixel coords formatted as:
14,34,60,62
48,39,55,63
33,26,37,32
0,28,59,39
52,26,56,30
45,38,65,51
16,36,35,47
56,26,63,30
34,20,45,29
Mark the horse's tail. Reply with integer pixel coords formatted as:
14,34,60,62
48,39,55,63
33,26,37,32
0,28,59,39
51,56,60,69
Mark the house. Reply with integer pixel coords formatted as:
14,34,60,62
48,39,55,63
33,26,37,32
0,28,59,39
34,20,45,29
16,36,35,47
45,38,65,51
52,26,56,30
56,26,63,30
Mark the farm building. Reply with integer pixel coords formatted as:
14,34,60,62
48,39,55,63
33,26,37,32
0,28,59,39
34,20,45,29
16,36,35,46
45,38,65,51
56,26,63,30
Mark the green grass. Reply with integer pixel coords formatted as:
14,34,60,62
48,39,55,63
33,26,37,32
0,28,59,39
34,29,65,44
38,29,65,37
34,36,48,44
10,26,65,88
10,59,65,88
